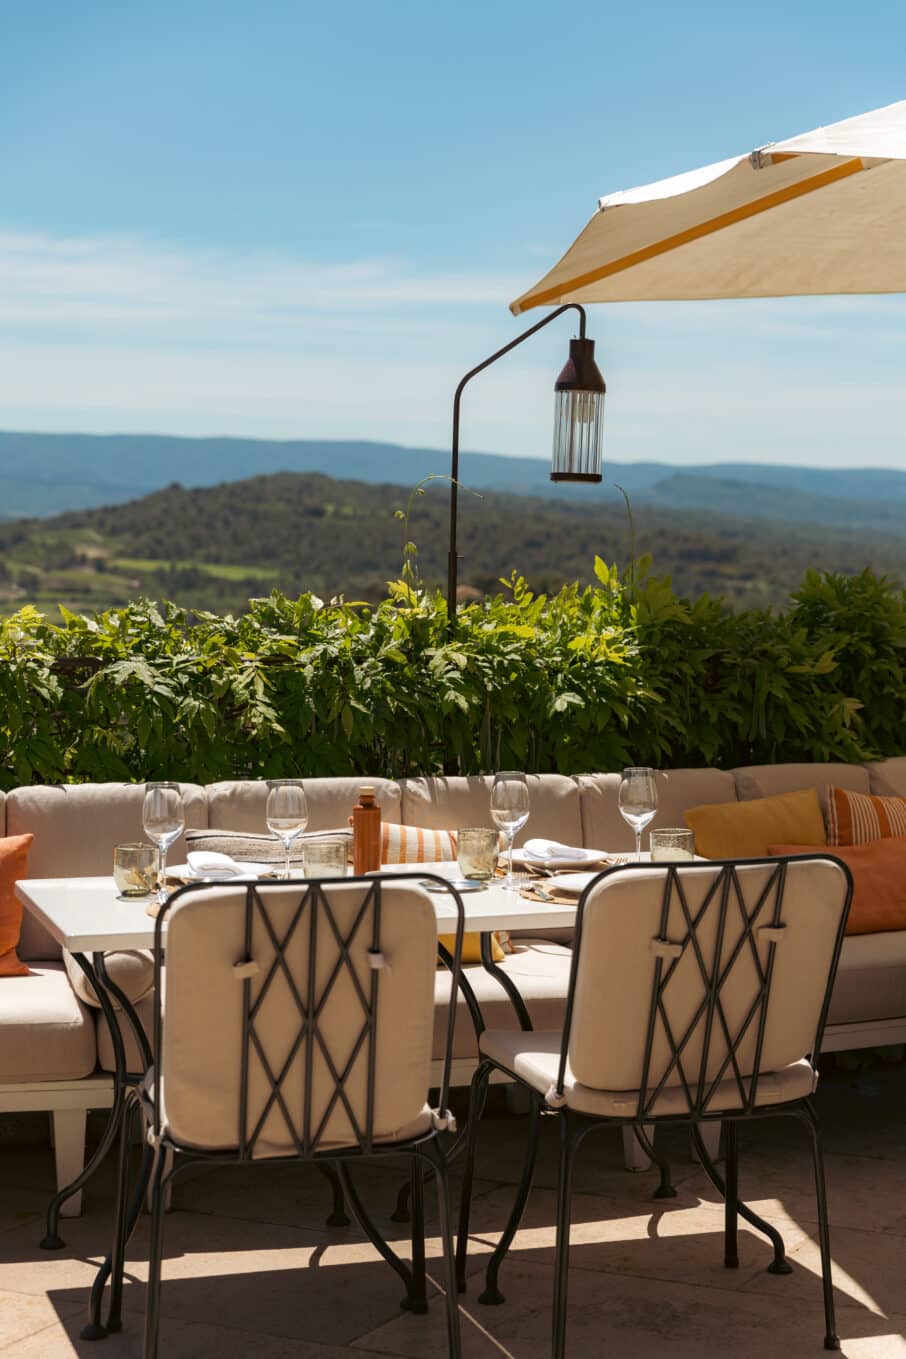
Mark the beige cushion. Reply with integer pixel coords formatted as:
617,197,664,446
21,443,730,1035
160,882,437,1156
866,758,906,797
434,939,573,1061
206,779,401,834
577,770,738,853
566,860,847,1104
401,775,581,849
0,963,97,1082
733,763,871,804
480,1029,816,1117
828,932,906,1026
7,782,207,960
98,991,155,1073
63,948,154,1010
185,827,350,865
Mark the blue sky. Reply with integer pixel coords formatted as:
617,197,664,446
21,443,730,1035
1,0,904,467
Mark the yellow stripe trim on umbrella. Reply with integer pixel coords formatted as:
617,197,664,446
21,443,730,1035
520,157,865,309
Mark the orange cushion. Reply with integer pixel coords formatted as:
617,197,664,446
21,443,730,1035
768,836,906,935
685,787,826,860
0,834,34,976
826,786,906,845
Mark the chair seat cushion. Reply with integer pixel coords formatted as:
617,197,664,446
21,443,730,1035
434,939,573,1061
0,963,97,1082
479,1028,817,1118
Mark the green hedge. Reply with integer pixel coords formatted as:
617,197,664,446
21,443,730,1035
1,561,904,790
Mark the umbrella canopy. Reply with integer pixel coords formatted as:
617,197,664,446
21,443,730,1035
510,101,906,314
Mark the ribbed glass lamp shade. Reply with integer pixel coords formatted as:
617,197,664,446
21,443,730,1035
551,338,606,483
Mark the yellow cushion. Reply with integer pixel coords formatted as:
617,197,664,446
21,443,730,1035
685,787,826,860
438,931,505,964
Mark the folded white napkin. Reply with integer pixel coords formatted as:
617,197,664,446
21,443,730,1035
186,851,248,880
523,839,593,863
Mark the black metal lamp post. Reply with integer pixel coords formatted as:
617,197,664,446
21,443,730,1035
447,303,605,623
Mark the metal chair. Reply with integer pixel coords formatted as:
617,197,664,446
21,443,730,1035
100,873,465,1359
456,856,852,1359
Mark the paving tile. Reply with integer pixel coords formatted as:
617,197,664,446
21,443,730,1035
355,1258,906,1359
740,1221,906,1320
0,1288,83,1350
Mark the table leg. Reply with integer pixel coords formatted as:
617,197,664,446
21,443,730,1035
40,952,128,1250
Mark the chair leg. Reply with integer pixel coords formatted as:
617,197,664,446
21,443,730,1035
552,1113,580,1359
724,1121,739,1268
800,1103,840,1351
402,1158,428,1314
142,1149,168,1359
426,1143,463,1359
455,1059,492,1293
691,1122,791,1274
479,1091,541,1307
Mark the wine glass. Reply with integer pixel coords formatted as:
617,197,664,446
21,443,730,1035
490,771,530,892
619,767,658,862
143,782,185,904
266,780,309,879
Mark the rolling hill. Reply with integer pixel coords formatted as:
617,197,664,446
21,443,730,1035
0,468,904,618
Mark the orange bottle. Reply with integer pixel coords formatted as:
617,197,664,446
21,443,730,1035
352,786,382,875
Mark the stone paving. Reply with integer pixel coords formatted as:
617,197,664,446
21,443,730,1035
0,1059,904,1358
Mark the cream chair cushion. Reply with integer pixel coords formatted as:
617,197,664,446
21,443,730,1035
565,860,847,1109
206,778,402,834
577,770,737,853
160,881,437,1156
6,782,207,960
480,1029,816,1117
0,964,97,1082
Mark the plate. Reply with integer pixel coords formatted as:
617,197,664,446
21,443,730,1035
544,871,604,895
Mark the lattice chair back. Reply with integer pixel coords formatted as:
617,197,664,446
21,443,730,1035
562,859,850,1121
154,879,445,1158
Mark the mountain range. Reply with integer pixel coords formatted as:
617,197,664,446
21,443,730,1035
0,431,903,538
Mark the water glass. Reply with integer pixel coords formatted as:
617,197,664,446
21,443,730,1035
619,767,658,862
303,838,347,878
490,772,530,892
457,828,499,883
113,843,158,898
650,828,695,862
266,780,309,879
143,782,185,904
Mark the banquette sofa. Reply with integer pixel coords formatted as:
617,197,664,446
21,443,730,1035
2,760,905,1212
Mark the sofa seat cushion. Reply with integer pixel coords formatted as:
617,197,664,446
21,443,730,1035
433,939,573,1062
98,990,156,1073
480,1028,816,1118
63,948,154,1009
827,931,906,1027
402,776,581,849
0,963,97,1082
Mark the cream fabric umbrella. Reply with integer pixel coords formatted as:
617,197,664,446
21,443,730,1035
510,101,906,314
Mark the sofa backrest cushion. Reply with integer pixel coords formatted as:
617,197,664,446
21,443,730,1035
867,758,906,796
400,775,581,848
7,782,207,960
734,763,870,803
578,770,737,852
206,778,402,835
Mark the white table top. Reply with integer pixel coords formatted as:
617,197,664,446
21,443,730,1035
16,861,586,954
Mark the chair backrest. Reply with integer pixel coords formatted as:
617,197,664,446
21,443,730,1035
154,875,462,1159
561,858,851,1119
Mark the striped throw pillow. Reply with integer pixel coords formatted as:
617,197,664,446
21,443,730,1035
827,786,906,845
381,823,458,864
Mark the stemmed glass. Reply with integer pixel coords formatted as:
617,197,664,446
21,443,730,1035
490,771,530,892
142,782,185,905
266,780,309,879
619,767,658,862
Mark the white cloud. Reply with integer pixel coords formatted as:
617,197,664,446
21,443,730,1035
0,228,905,468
